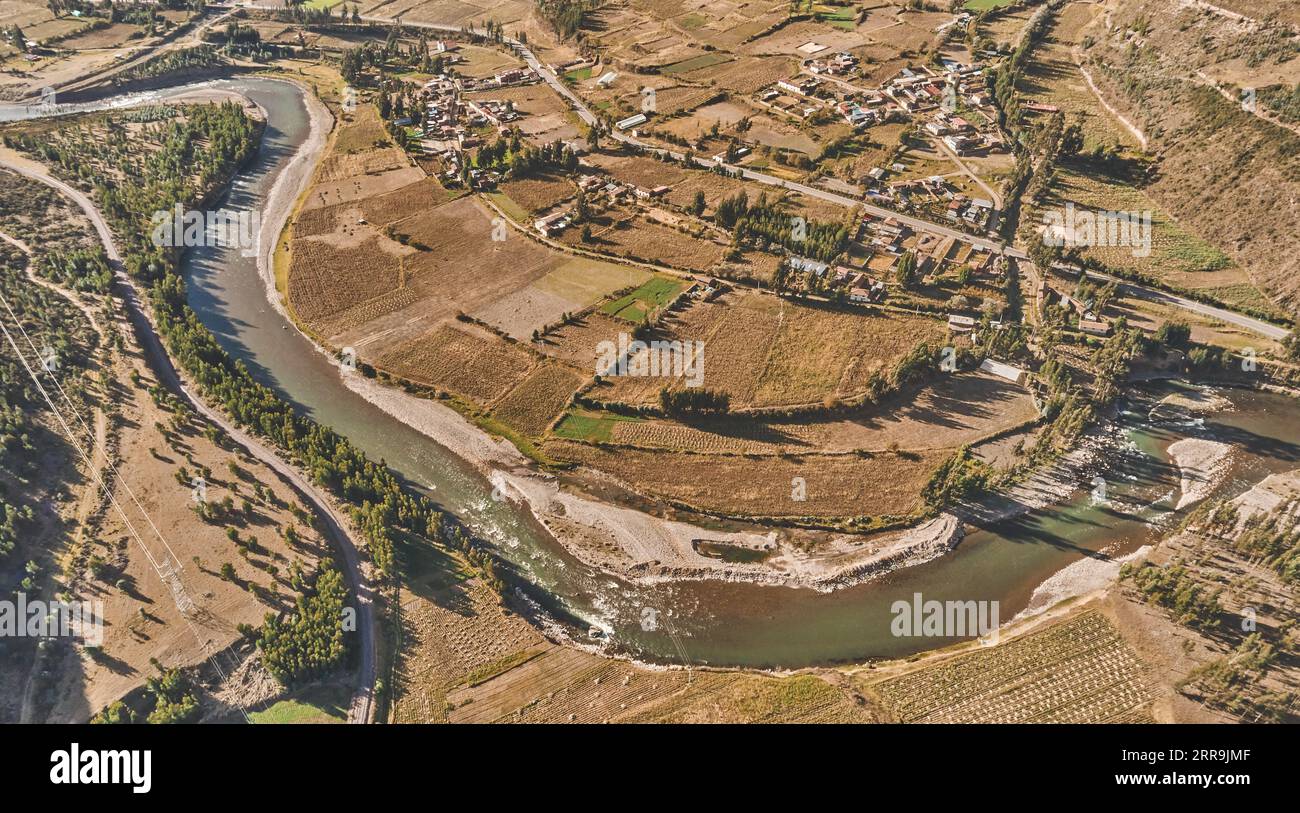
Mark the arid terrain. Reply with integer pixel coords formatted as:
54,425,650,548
0,0,1296,732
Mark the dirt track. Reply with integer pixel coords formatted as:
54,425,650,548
0,136,377,724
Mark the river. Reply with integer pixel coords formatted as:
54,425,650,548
8,77,1300,669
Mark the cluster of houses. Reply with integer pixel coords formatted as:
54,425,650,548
803,51,860,77
534,210,573,237
757,77,825,120
838,267,888,303
457,65,541,92
785,255,889,303
576,172,668,201
419,77,505,188
945,194,996,229
858,174,996,231
534,171,672,236
775,77,822,98
421,77,467,146
835,93,888,129
883,66,955,113
465,97,521,127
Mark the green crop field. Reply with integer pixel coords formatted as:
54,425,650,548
600,276,686,321
249,684,350,724
662,53,732,75
554,410,645,442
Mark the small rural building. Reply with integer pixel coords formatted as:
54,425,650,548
1079,317,1112,336
534,211,569,237
788,256,830,277
616,113,647,130
979,358,1027,384
947,314,977,333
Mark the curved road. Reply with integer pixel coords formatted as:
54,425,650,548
0,155,377,724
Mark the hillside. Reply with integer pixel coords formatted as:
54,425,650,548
1080,0,1300,317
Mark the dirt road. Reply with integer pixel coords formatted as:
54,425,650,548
0,156,377,724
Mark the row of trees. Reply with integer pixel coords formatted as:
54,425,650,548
659,387,731,417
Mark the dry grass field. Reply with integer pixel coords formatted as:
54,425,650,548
448,645,878,723
1018,3,1139,151
978,6,1036,50
543,439,945,519
681,55,794,95
491,362,585,436
331,104,394,155
1041,165,1264,304
287,234,407,322
599,371,1038,455
537,311,628,368
289,143,653,349
374,322,535,405
594,290,945,410
497,174,574,214
557,208,728,272
58,22,144,50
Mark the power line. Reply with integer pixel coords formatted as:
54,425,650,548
0,290,251,723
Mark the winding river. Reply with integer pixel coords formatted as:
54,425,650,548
9,77,1300,669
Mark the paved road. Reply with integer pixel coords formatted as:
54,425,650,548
0,156,378,724
1079,267,1291,341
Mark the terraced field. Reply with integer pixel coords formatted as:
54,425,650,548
446,645,878,723
871,611,1153,723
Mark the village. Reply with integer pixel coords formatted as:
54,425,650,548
375,31,1038,339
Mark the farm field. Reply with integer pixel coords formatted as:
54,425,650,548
58,23,144,50
446,644,878,723
491,362,586,436
868,611,1154,723
599,275,688,322
496,173,574,214
536,311,629,368
592,290,946,410
542,439,946,519
558,208,729,272
288,125,659,350
589,370,1038,455
373,322,536,405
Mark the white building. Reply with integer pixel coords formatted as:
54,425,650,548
616,113,647,130
979,358,1027,384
